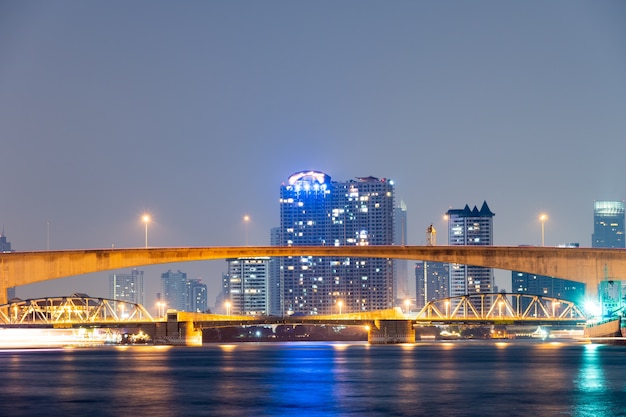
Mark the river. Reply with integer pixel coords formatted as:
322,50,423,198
1,340,625,417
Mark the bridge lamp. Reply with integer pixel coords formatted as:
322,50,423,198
142,214,151,248
539,214,548,247
225,301,231,316
338,300,343,315
444,301,450,318
404,299,410,314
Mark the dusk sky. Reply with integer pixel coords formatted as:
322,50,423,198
1,1,625,307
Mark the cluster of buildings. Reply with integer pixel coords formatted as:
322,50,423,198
3,172,625,318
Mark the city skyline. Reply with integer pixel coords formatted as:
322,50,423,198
1,2,625,304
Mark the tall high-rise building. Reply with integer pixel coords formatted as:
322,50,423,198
394,201,409,302
592,201,625,248
415,261,449,310
277,171,395,315
160,270,188,311
109,269,144,305
447,202,495,299
224,257,270,315
512,271,585,306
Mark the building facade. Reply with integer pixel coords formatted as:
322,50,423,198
109,269,144,305
447,202,495,299
277,171,395,315
187,279,208,313
592,201,625,248
224,257,270,315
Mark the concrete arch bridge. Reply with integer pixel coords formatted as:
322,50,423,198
1,245,625,305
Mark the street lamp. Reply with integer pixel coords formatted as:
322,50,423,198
404,299,411,314
142,214,151,248
243,215,250,246
225,301,231,316
445,300,450,318
338,300,343,315
539,213,548,247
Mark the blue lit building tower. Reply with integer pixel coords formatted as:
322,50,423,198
447,202,495,299
278,171,395,315
592,201,625,248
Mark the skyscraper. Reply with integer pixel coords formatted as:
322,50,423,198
277,171,395,315
447,202,495,299
592,201,625,248
109,269,144,305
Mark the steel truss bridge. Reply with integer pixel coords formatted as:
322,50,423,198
0,293,585,327
0,294,153,325
412,293,586,325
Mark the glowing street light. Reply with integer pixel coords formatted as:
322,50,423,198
225,301,231,316
338,300,343,315
404,299,411,314
142,214,151,248
243,215,250,246
539,213,548,247
445,300,450,318
552,301,560,319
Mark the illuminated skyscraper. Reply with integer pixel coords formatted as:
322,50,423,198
109,269,144,305
277,171,395,315
447,202,495,299
592,201,625,248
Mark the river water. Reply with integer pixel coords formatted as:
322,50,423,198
1,340,625,417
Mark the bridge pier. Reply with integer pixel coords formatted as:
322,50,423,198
162,313,202,346
368,320,415,344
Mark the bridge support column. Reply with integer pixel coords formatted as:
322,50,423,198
179,321,203,346
368,320,415,344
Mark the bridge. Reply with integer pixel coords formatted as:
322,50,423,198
0,293,588,345
1,245,625,306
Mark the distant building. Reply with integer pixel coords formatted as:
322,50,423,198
447,202,495,299
187,278,208,313
415,261,449,310
109,269,144,305
224,258,270,315
161,270,188,311
276,171,395,315
512,271,585,305
1,231,16,300
394,201,409,302
592,201,625,248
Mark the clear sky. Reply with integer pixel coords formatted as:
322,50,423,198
1,1,625,308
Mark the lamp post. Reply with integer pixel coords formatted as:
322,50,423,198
539,214,547,247
142,214,151,248
243,215,250,246
338,300,343,315
404,299,411,314
225,301,231,316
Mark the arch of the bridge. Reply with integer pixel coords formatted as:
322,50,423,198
415,293,586,321
0,294,153,325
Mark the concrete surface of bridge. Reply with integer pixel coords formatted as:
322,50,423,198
1,245,625,305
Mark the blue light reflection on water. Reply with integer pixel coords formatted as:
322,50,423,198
1,341,626,417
